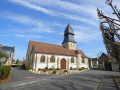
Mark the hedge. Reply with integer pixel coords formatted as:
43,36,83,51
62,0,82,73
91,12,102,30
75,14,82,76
21,64,31,70
0,66,11,80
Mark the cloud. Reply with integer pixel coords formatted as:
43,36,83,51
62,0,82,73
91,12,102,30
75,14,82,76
24,0,98,20
75,30,101,43
0,12,54,33
9,0,99,27
9,0,55,15
15,34,42,39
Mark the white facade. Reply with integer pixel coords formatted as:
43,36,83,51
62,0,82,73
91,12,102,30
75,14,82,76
30,53,89,70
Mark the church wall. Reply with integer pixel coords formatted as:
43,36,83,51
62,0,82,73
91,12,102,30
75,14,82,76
30,53,88,70
33,53,79,70
79,58,89,68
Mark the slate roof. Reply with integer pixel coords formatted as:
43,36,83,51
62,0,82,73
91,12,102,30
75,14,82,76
2,46,15,52
29,40,87,58
64,23,74,35
62,23,76,44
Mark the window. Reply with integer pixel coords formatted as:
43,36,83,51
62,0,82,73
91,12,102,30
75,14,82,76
82,58,85,63
40,55,45,63
71,57,74,63
50,56,55,62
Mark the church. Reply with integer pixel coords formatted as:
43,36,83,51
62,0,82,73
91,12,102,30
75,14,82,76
26,23,89,70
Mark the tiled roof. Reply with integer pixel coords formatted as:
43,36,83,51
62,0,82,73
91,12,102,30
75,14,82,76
0,44,2,47
98,53,115,61
29,40,87,58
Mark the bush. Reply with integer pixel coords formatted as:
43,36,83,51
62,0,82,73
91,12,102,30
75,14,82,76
70,67,73,70
78,68,82,70
38,68,42,71
0,66,11,80
49,68,54,70
64,70,68,72
21,65,31,70
56,68,60,70
73,68,78,70
45,67,48,70
81,67,85,69
53,70,57,74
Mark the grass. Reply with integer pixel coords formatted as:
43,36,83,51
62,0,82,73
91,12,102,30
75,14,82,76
115,76,120,86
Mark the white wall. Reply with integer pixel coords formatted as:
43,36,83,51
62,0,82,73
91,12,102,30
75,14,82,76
31,53,88,70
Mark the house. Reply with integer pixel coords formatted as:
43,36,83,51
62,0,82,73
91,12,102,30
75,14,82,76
98,53,119,71
88,58,99,69
0,44,15,65
26,23,89,70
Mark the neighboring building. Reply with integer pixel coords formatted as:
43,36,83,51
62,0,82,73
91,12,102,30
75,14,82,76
98,53,119,71
0,44,15,65
88,58,99,69
26,23,89,70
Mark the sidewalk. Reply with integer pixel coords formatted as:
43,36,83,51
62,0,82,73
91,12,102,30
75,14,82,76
98,75,118,90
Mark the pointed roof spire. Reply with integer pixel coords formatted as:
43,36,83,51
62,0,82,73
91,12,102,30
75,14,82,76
62,23,76,44
64,23,74,35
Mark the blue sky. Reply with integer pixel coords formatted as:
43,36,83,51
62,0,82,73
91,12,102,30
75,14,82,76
0,0,119,60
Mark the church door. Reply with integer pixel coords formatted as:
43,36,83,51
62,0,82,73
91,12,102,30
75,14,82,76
61,59,66,69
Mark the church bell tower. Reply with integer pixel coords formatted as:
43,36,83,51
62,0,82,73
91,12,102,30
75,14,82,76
62,23,77,50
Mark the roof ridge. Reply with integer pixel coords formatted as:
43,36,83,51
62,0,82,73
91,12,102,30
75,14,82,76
30,40,62,47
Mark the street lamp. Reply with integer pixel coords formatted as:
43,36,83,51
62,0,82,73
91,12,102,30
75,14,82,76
0,57,6,75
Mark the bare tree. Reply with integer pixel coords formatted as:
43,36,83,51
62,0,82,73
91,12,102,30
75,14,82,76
97,0,120,63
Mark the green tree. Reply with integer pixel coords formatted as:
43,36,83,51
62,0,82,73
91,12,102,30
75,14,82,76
15,59,20,64
0,52,8,65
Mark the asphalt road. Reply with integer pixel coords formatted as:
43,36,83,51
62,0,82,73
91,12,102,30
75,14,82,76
0,68,120,90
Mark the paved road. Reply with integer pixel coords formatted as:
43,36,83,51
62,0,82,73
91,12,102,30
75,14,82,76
0,67,58,90
98,75,118,90
0,68,120,90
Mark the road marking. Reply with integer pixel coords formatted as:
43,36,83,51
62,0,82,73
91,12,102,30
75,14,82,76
24,76,36,79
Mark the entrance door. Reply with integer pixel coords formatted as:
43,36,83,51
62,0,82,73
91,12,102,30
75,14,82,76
61,59,66,69
104,63,112,71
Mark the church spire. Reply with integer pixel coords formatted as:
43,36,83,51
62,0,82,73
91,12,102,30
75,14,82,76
62,23,77,50
62,23,76,44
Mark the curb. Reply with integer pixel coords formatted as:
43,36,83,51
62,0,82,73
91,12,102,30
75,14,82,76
94,76,103,90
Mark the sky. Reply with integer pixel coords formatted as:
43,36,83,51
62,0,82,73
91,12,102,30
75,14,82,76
0,0,120,60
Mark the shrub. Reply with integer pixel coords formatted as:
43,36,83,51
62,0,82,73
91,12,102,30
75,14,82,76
81,67,85,69
21,65,31,70
78,68,82,70
70,67,73,70
45,67,48,70
49,68,54,70
53,70,57,74
38,68,42,71
56,68,60,70
64,70,68,72
0,66,11,80
73,68,78,70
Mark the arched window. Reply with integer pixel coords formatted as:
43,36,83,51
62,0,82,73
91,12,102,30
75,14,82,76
71,57,74,63
40,55,45,63
50,56,55,62
82,58,85,63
